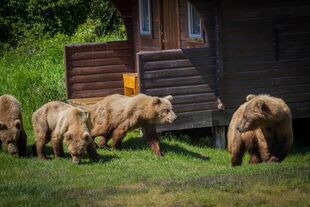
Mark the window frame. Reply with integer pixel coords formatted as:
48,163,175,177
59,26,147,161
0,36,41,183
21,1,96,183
139,0,152,35
188,2,202,39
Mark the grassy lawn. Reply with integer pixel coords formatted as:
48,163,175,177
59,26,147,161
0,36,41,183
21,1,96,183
0,35,310,207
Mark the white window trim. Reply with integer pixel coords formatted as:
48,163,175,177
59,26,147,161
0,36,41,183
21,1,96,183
188,2,202,39
139,0,151,35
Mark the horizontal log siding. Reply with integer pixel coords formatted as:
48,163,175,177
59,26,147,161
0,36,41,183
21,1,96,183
137,49,218,131
220,0,310,119
65,41,134,99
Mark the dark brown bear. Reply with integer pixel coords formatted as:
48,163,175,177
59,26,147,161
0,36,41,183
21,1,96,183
32,101,98,164
87,93,177,156
227,94,293,166
0,95,27,157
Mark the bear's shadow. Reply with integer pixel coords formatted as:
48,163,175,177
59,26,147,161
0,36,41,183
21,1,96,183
120,137,209,161
27,144,117,164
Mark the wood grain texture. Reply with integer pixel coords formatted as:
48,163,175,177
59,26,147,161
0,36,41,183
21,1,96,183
65,41,134,99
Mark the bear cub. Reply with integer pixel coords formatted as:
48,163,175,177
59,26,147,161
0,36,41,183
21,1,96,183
227,94,293,166
32,101,97,164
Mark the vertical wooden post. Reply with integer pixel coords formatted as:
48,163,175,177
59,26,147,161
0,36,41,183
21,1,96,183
213,126,226,149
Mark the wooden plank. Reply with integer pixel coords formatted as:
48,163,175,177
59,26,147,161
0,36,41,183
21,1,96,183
213,126,226,149
65,41,130,53
143,59,193,71
143,75,216,88
223,76,310,89
70,88,123,99
143,58,216,71
143,84,216,97
70,65,130,76
223,68,310,81
70,50,131,61
143,66,216,79
71,81,123,91
139,50,186,61
171,93,217,104
70,73,123,84
157,110,213,132
173,102,218,113
71,58,129,68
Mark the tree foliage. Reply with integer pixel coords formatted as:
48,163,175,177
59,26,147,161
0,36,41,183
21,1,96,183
0,0,123,48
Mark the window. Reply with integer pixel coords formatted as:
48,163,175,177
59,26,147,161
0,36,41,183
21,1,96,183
188,2,201,38
139,0,151,35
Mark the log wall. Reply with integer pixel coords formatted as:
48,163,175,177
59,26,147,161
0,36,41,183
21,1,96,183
64,41,134,99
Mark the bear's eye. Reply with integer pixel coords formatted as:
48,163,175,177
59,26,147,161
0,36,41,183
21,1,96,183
162,109,170,114
0,124,7,130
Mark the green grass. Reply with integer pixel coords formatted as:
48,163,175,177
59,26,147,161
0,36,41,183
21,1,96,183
0,35,310,207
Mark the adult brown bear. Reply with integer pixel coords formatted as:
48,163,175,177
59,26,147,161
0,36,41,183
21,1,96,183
32,101,98,164
87,93,177,156
0,95,27,157
227,94,293,166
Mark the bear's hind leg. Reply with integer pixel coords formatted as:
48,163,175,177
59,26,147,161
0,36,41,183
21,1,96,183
249,152,262,164
111,125,129,149
36,140,47,160
34,129,49,160
97,136,110,149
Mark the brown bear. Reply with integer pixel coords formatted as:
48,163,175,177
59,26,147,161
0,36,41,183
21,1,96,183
0,95,27,157
32,101,98,164
227,94,293,166
86,93,177,156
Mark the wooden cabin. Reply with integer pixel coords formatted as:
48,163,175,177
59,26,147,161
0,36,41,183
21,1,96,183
64,0,310,148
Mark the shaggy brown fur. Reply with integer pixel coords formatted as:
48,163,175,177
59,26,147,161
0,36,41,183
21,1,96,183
87,93,177,156
32,101,97,164
0,95,27,156
227,94,293,166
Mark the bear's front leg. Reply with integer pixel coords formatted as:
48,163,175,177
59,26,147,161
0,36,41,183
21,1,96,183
87,141,98,162
256,132,271,162
142,124,162,156
17,129,27,157
52,138,63,159
230,138,245,166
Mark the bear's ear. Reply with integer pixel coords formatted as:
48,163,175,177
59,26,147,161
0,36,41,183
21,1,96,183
0,121,7,130
246,94,256,102
14,119,21,129
164,95,173,101
257,100,270,114
82,132,91,142
153,97,161,105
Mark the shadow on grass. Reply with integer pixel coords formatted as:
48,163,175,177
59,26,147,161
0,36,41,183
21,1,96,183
290,145,310,155
26,144,118,164
121,137,209,161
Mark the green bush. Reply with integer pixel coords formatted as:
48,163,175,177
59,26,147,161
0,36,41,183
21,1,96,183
0,0,124,48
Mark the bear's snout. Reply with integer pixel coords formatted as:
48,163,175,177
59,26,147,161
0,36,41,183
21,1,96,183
168,113,177,124
7,143,18,155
